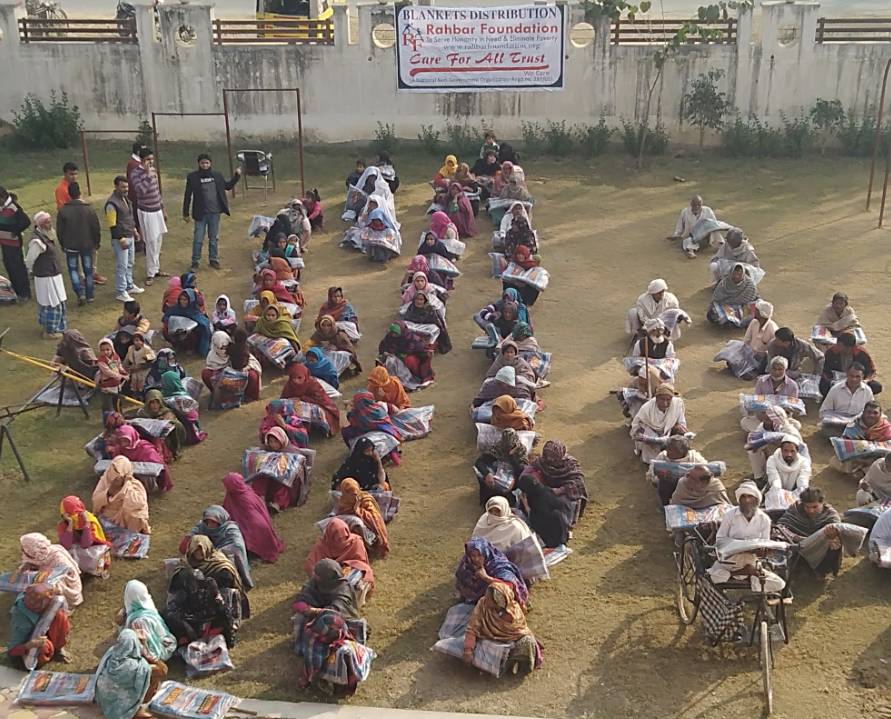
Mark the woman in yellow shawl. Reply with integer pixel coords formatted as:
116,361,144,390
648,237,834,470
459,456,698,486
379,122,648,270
92,456,151,534
57,495,111,550
334,478,390,558
183,535,250,618
245,290,277,328
255,304,301,350
491,395,533,431
367,365,410,414
433,154,458,189
463,580,542,674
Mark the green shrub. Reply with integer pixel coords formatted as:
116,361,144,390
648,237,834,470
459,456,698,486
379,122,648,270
371,121,398,154
12,91,82,149
135,120,154,148
417,124,441,155
809,98,844,154
620,120,669,157
780,112,813,158
444,121,482,160
835,113,890,157
574,118,614,157
520,121,547,156
721,115,782,157
544,120,574,156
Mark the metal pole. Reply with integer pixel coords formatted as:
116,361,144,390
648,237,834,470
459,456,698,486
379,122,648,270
879,128,891,228
866,58,891,211
151,111,162,196
80,130,92,197
222,90,236,199
296,88,305,196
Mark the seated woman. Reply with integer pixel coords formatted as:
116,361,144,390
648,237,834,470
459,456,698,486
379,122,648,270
332,437,390,492
706,263,759,326
163,566,237,648
516,474,574,548
179,271,206,311
432,154,458,189
317,286,359,329
378,322,435,384
116,580,177,663
509,321,540,353
229,328,262,401
474,428,528,507
343,166,387,220
455,537,528,606
95,629,162,719
179,506,251,588
491,395,533,431
744,405,802,481
244,290,276,329
402,292,452,355
202,330,233,392
257,267,303,308
816,291,860,337
51,329,97,381
144,348,186,395
630,383,687,465
7,583,70,668
472,496,538,553
473,366,534,408
138,389,186,461
19,532,83,608
92,455,152,534
292,560,370,695
418,231,459,262
310,316,361,375
522,440,588,522
401,271,448,311
708,228,760,282
631,318,675,360
445,183,476,238
259,399,309,448
774,486,867,578
254,426,305,512
498,202,534,246
162,289,211,357
475,298,523,349
160,371,206,444
211,294,237,334
486,340,537,387
255,303,301,352
222,472,284,562
161,275,182,314
183,535,250,619
503,215,538,257
305,346,341,389
362,209,402,263
669,465,732,509
104,418,173,493
304,518,374,603
490,173,533,227
334,478,390,558
429,210,461,244
401,254,449,294
281,363,342,436
463,581,542,675
341,392,402,455
367,366,410,414
57,494,110,552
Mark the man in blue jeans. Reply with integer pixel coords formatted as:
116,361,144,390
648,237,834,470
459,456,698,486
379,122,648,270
56,182,100,306
182,154,241,270
105,176,144,303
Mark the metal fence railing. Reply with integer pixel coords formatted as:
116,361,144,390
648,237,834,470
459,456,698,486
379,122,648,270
609,18,737,45
18,17,137,43
816,17,891,43
212,18,334,45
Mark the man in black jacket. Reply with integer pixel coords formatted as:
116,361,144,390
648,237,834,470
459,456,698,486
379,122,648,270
182,154,241,270
57,182,101,305
0,186,31,299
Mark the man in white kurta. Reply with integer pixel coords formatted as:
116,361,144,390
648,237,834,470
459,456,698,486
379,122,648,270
765,439,811,508
24,211,67,338
624,278,689,340
820,364,874,426
669,195,719,258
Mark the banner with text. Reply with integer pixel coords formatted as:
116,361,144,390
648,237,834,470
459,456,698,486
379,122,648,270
395,5,565,92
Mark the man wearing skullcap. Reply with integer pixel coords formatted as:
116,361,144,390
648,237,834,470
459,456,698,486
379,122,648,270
24,211,67,339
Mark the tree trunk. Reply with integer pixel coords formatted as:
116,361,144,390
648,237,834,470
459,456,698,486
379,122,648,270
637,68,664,170
699,126,705,149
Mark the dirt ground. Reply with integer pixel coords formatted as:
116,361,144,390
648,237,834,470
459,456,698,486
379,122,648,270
0,148,889,719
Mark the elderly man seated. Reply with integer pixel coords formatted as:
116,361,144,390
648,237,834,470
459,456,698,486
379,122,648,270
774,487,867,579
765,437,811,508
767,327,824,380
815,292,860,338
754,355,799,398
647,434,707,500
668,195,721,259
631,318,675,361
708,481,785,593
630,383,688,465
856,455,891,506
820,363,874,431
669,465,731,510
744,406,802,481
708,228,760,283
820,332,881,398
624,279,689,340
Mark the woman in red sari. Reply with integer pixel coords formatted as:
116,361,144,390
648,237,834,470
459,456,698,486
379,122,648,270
446,182,476,238
104,415,173,492
257,268,303,307
316,286,358,327
281,362,341,436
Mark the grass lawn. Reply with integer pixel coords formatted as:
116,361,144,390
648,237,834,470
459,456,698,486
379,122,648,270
0,138,889,719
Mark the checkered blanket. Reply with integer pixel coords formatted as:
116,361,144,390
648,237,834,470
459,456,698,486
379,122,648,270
651,461,727,482
664,504,729,531
274,398,332,436
795,373,823,400
363,226,403,257
739,393,806,417
315,515,378,546
503,535,549,582
820,411,855,431
391,405,435,441
248,332,297,369
330,489,400,523
242,448,308,495
433,604,513,677
291,613,375,686
708,301,753,328
501,262,550,291
148,681,240,719
831,437,891,462
348,431,401,458
811,324,867,346
475,424,538,453
520,349,552,379
472,398,537,424
99,516,151,558
16,671,97,706
624,356,680,381
696,575,745,644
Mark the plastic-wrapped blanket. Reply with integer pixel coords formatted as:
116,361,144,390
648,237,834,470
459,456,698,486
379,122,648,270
247,333,297,369
664,503,729,531
739,393,806,417
148,681,240,719
180,635,234,678
501,261,550,292
811,324,867,346
271,398,332,435
348,431,400,459
242,448,309,502
708,302,753,328
651,461,727,482
432,603,512,677
624,356,680,382
99,517,151,558
390,405,435,440
830,436,891,462
330,489,400,523
713,339,759,379
475,424,537,453
472,398,537,424
16,672,96,706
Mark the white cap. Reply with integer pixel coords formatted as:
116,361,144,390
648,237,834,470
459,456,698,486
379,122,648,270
648,279,668,294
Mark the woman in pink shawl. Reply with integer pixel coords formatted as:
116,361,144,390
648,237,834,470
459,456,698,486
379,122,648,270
447,183,476,238
105,416,173,492
430,210,458,241
222,472,285,562
19,532,83,607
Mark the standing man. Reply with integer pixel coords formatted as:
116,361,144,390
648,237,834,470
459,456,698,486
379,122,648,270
0,186,31,300
129,147,168,286
105,176,144,303
56,182,101,306
24,212,67,339
55,162,107,286
182,153,241,270
126,142,145,251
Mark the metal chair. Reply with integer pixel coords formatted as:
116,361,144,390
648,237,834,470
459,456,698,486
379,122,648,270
236,150,275,203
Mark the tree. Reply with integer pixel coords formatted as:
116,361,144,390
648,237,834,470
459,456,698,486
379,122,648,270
683,69,730,148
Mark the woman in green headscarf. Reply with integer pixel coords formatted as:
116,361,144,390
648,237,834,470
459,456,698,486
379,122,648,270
95,628,155,719
255,304,301,350
159,371,207,445
115,580,176,662
138,388,186,460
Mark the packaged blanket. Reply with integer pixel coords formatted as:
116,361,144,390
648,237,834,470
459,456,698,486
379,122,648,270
633,427,695,448
472,463,516,493
433,604,513,677
520,349,552,379
843,500,891,529
247,214,274,237
94,459,164,484
330,489,400,523
316,377,342,399
811,324,867,346
340,225,365,251
0,274,17,303
796,373,823,401
247,332,297,369
664,503,729,531
403,320,440,345
708,301,752,328
99,517,151,558
242,448,308,496
820,412,854,433
488,252,509,279
475,424,537,453
129,417,175,438
271,398,331,435
692,217,732,245
0,566,66,594
543,544,573,566
148,681,240,719
739,393,806,417
744,431,810,457
336,320,361,343
34,380,94,407
166,316,198,335
316,515,377,546
362,225,403,258
16,671,96,706
291,612,374,686
348,431,401,459
69,544,111,578
426,253,462,278
212,367,249,410
321,348,353,377
650,460,727,482
624,356,680,381
830,436,891,463
23,596,66,669
713,339,759,379
501,262,550,292
180,635,234,678
164,393,199,416
764,487,796,512
472,398,537,424
390,405,435,441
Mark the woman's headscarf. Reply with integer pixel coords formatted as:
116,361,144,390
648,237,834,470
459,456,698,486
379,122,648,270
471,496,534,550
367,366,410,410
281,363,341,433
378,321,430,357
268,255,294,282
160,370,189,398
486,340,536,385
491,395,533,431
185,535,244,595
141,388,176,422
407,255,429,275
401,271,432,305
334,478,390,557
303,517,374,587
712,264,759,305
417,231,454,259
512,321,534,342
499,202,531,235
163,289,211,356
491,427,529,464
438,154,458,178
455,537,528,606
332,436,385,492
212,294,236,327
264,425,292,451
259,268,297,305
317,286,357,324
501,288,530,325
121,579,176,662
147,348,184,388
162,275,182,310
347,391,401,438
19,532,83,607
54,329,97,378
255,304,301,345
404,292,452,354
429,211,456,240
95,629,151,719
222,472,284,563
528,440,589,509
305,347,339,388
191,505,249,579
466,581,536,648
58,495,109,546
295,558,357,617
206,330,231,371
92,456,151,534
